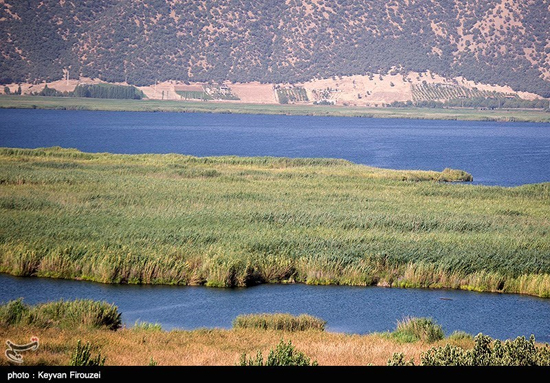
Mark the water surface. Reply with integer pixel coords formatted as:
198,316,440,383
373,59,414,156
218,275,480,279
1,109,549,343
1,109,549,186
1,274,549,343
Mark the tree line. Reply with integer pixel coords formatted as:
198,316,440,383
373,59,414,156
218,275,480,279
29,83,144,100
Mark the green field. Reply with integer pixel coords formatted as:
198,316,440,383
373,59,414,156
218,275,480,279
1,147,549,297
1,95,549,122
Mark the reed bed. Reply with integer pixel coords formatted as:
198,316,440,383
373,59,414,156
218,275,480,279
0,298,121,330
0,147,549,297
390,316,445,343
232,313,326,332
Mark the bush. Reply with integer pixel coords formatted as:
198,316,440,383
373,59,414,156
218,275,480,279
388,333,550,366
238,339,318,366
69,340,106,366
0,298,29,326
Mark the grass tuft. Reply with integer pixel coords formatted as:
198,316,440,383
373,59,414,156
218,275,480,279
0,298,122,330
390,316,445,343
232,313,326,332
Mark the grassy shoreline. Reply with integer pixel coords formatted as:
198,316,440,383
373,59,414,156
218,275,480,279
2,300,548,366
1,95,549,122
0,147,548,297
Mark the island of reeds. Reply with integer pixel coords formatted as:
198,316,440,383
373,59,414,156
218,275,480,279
0,147,549,297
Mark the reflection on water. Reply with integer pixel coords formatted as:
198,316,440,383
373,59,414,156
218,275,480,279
1,274,549,343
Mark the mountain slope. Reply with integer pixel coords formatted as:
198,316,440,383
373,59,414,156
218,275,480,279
1,0,549,97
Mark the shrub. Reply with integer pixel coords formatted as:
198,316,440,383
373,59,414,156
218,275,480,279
69,340,106,366
388,333,550,366
238,339,318,366
0,298,29,326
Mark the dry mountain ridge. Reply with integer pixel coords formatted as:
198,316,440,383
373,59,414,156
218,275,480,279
0,0,549,100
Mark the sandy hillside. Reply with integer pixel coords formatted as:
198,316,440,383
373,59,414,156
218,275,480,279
229,82,277,103
1,71,543,104
139,81,181,100
302,74,413,106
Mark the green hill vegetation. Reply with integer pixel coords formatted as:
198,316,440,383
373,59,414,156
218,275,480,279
0,147,548,298
0,1,549,97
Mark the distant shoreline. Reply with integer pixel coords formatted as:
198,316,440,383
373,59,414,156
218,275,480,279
1,95,549,123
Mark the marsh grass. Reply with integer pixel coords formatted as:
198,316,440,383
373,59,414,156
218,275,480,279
0,147,548,297
232,313,326,332
2,301,547,367
390,317,445,343
0,298,121,330
132,320,162,331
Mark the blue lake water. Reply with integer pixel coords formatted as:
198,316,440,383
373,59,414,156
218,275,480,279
0,108,549,186
0,108,549,342
1,274,550,343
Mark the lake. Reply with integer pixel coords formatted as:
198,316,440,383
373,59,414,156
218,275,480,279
0,108,549,342
1,274,550,343
1,109,549,186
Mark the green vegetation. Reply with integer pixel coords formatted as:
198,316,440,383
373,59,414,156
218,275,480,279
0,147,549,297
386,317,445,343
0,298,121,330
412,83,516,103
69,340,106,367
386,82,550,110
233,313,326,332
2,95,550,122
0,300,548,366
275,86,309,104
176,85,240,101
72,84,144,100
28,84,144,100
389,333,550,366
238,339,318,366
132,320,162,332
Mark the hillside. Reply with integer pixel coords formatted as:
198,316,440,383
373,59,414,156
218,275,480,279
1,0,549,101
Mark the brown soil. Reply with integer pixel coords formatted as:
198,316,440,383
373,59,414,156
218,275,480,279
1,71,542,103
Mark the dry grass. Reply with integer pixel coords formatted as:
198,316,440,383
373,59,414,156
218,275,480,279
0,326,475,366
